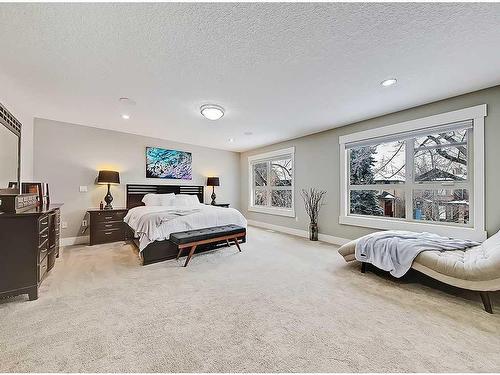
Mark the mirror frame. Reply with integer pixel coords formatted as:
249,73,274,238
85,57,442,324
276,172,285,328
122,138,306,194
0,102,21,190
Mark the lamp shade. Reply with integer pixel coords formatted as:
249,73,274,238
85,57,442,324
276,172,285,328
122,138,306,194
97,170,120,185
206,177,220,187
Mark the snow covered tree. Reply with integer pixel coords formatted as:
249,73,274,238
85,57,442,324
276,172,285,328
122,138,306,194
350,146,383,216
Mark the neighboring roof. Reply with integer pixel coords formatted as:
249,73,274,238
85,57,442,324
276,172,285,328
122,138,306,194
378,191,396,200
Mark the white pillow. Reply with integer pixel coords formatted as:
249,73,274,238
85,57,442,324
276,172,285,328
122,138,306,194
159,193,175,206
187,194,200,205
142,193,161,206
171,194,200,207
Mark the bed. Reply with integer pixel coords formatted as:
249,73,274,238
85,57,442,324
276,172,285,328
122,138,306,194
125,184,247,265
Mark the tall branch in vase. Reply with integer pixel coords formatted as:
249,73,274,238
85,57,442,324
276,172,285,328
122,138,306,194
301,188,327,241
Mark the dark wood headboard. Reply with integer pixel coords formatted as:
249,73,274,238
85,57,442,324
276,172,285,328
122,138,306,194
126,184,204,209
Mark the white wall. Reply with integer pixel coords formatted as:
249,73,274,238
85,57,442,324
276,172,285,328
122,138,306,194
33,118,240,239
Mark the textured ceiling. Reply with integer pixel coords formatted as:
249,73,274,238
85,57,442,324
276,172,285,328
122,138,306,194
1,3,500,151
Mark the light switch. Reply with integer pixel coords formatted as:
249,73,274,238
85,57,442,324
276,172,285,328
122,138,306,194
79,186,88,192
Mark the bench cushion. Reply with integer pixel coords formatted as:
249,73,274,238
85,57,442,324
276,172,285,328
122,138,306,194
170,224,246,245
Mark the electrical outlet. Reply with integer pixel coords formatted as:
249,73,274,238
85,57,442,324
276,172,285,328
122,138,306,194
79,185,88,192
82,219,88,227
61,221,68,229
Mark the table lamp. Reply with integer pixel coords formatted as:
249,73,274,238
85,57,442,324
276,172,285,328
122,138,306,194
206,177,220,205
97,170,120,210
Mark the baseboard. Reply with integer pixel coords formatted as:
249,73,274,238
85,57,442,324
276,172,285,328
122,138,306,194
60,236,89,247
247,220,350,246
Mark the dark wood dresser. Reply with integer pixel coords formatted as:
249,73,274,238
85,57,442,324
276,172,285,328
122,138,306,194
88,208,128,245
0,204,62,301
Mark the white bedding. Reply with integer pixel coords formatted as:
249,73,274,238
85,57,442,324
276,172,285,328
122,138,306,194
124,204,247,251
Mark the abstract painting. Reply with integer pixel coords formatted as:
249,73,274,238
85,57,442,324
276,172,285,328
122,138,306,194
146,147,192,180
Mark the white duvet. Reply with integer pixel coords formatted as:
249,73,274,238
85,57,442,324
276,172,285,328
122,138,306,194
124,204,247,251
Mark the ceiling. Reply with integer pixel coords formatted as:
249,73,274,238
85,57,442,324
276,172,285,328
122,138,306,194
1,3,500,152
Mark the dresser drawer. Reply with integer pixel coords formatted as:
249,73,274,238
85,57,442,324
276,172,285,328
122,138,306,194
48,249,56,271
39,228,49,246
39,215,49,233
95,221,124,230
38,256,48,283
93,228,124,244
39,240,49,263
92,210,126,223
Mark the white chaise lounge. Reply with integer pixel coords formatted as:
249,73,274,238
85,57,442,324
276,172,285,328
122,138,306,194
338,230,500,313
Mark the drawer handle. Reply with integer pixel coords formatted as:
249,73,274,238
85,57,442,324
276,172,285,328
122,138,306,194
105,224,113,228
41,234,48,239
104,232,112,235
40,221,48,225
105,216,113,220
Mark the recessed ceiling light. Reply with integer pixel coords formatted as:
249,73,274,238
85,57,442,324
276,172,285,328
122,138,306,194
200,104,224,120
228,138,234,143
121,114,130,120
381,78,397,87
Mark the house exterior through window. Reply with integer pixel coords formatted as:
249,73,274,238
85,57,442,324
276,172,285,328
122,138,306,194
248,147,295,217
339,105,486,241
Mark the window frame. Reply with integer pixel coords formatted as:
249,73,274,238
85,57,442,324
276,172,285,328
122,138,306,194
339,105,487,241
248,147,295,217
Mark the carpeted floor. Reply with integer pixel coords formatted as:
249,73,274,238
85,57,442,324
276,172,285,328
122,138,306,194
1,226,499,372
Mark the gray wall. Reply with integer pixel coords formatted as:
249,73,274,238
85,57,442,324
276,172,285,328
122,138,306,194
34,118,240,239
240,85,500,240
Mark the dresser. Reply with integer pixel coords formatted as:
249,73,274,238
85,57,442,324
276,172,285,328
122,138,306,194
88,208,128,245
0,204,62,301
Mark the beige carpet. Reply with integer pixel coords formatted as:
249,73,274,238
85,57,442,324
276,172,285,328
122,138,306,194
1,226,500,373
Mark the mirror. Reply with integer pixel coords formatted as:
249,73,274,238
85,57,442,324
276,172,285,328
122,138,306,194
0,111,20,190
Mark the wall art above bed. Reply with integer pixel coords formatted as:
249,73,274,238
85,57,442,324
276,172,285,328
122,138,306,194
146,147,192,180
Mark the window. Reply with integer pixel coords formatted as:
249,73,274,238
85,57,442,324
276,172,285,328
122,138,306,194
339,105,486,241
248,147,295,217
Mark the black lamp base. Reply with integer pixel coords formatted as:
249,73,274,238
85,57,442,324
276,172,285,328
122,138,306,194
104,184,113,210
211,187,216,205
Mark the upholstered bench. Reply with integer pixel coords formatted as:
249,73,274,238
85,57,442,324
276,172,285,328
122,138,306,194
170,225,246,267
338,231,500,313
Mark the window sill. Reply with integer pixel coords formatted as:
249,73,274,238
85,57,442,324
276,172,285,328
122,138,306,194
248,206,295,218
339,215,487,242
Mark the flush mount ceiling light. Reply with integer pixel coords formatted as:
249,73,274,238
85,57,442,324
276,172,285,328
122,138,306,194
200,104,224,120
381,78,397,87
119,97,136,106
121,114,130,120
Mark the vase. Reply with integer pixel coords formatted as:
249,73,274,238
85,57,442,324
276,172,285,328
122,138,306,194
309,222,318,241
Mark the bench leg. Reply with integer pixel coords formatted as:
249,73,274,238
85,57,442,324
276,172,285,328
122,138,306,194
176,247,184,260
361,262,367,273
233,237,242,252
184,245,197,267
480,292,493,314
226,239,231,247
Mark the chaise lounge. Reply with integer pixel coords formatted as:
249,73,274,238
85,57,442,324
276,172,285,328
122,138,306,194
338,230,500,313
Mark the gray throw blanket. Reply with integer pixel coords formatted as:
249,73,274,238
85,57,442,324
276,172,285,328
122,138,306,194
355,230,480,277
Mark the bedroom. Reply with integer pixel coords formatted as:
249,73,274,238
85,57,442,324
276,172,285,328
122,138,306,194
1,2,500,373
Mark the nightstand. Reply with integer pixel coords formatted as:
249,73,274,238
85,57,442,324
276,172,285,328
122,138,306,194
87,208,128,245
206,203,230,208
